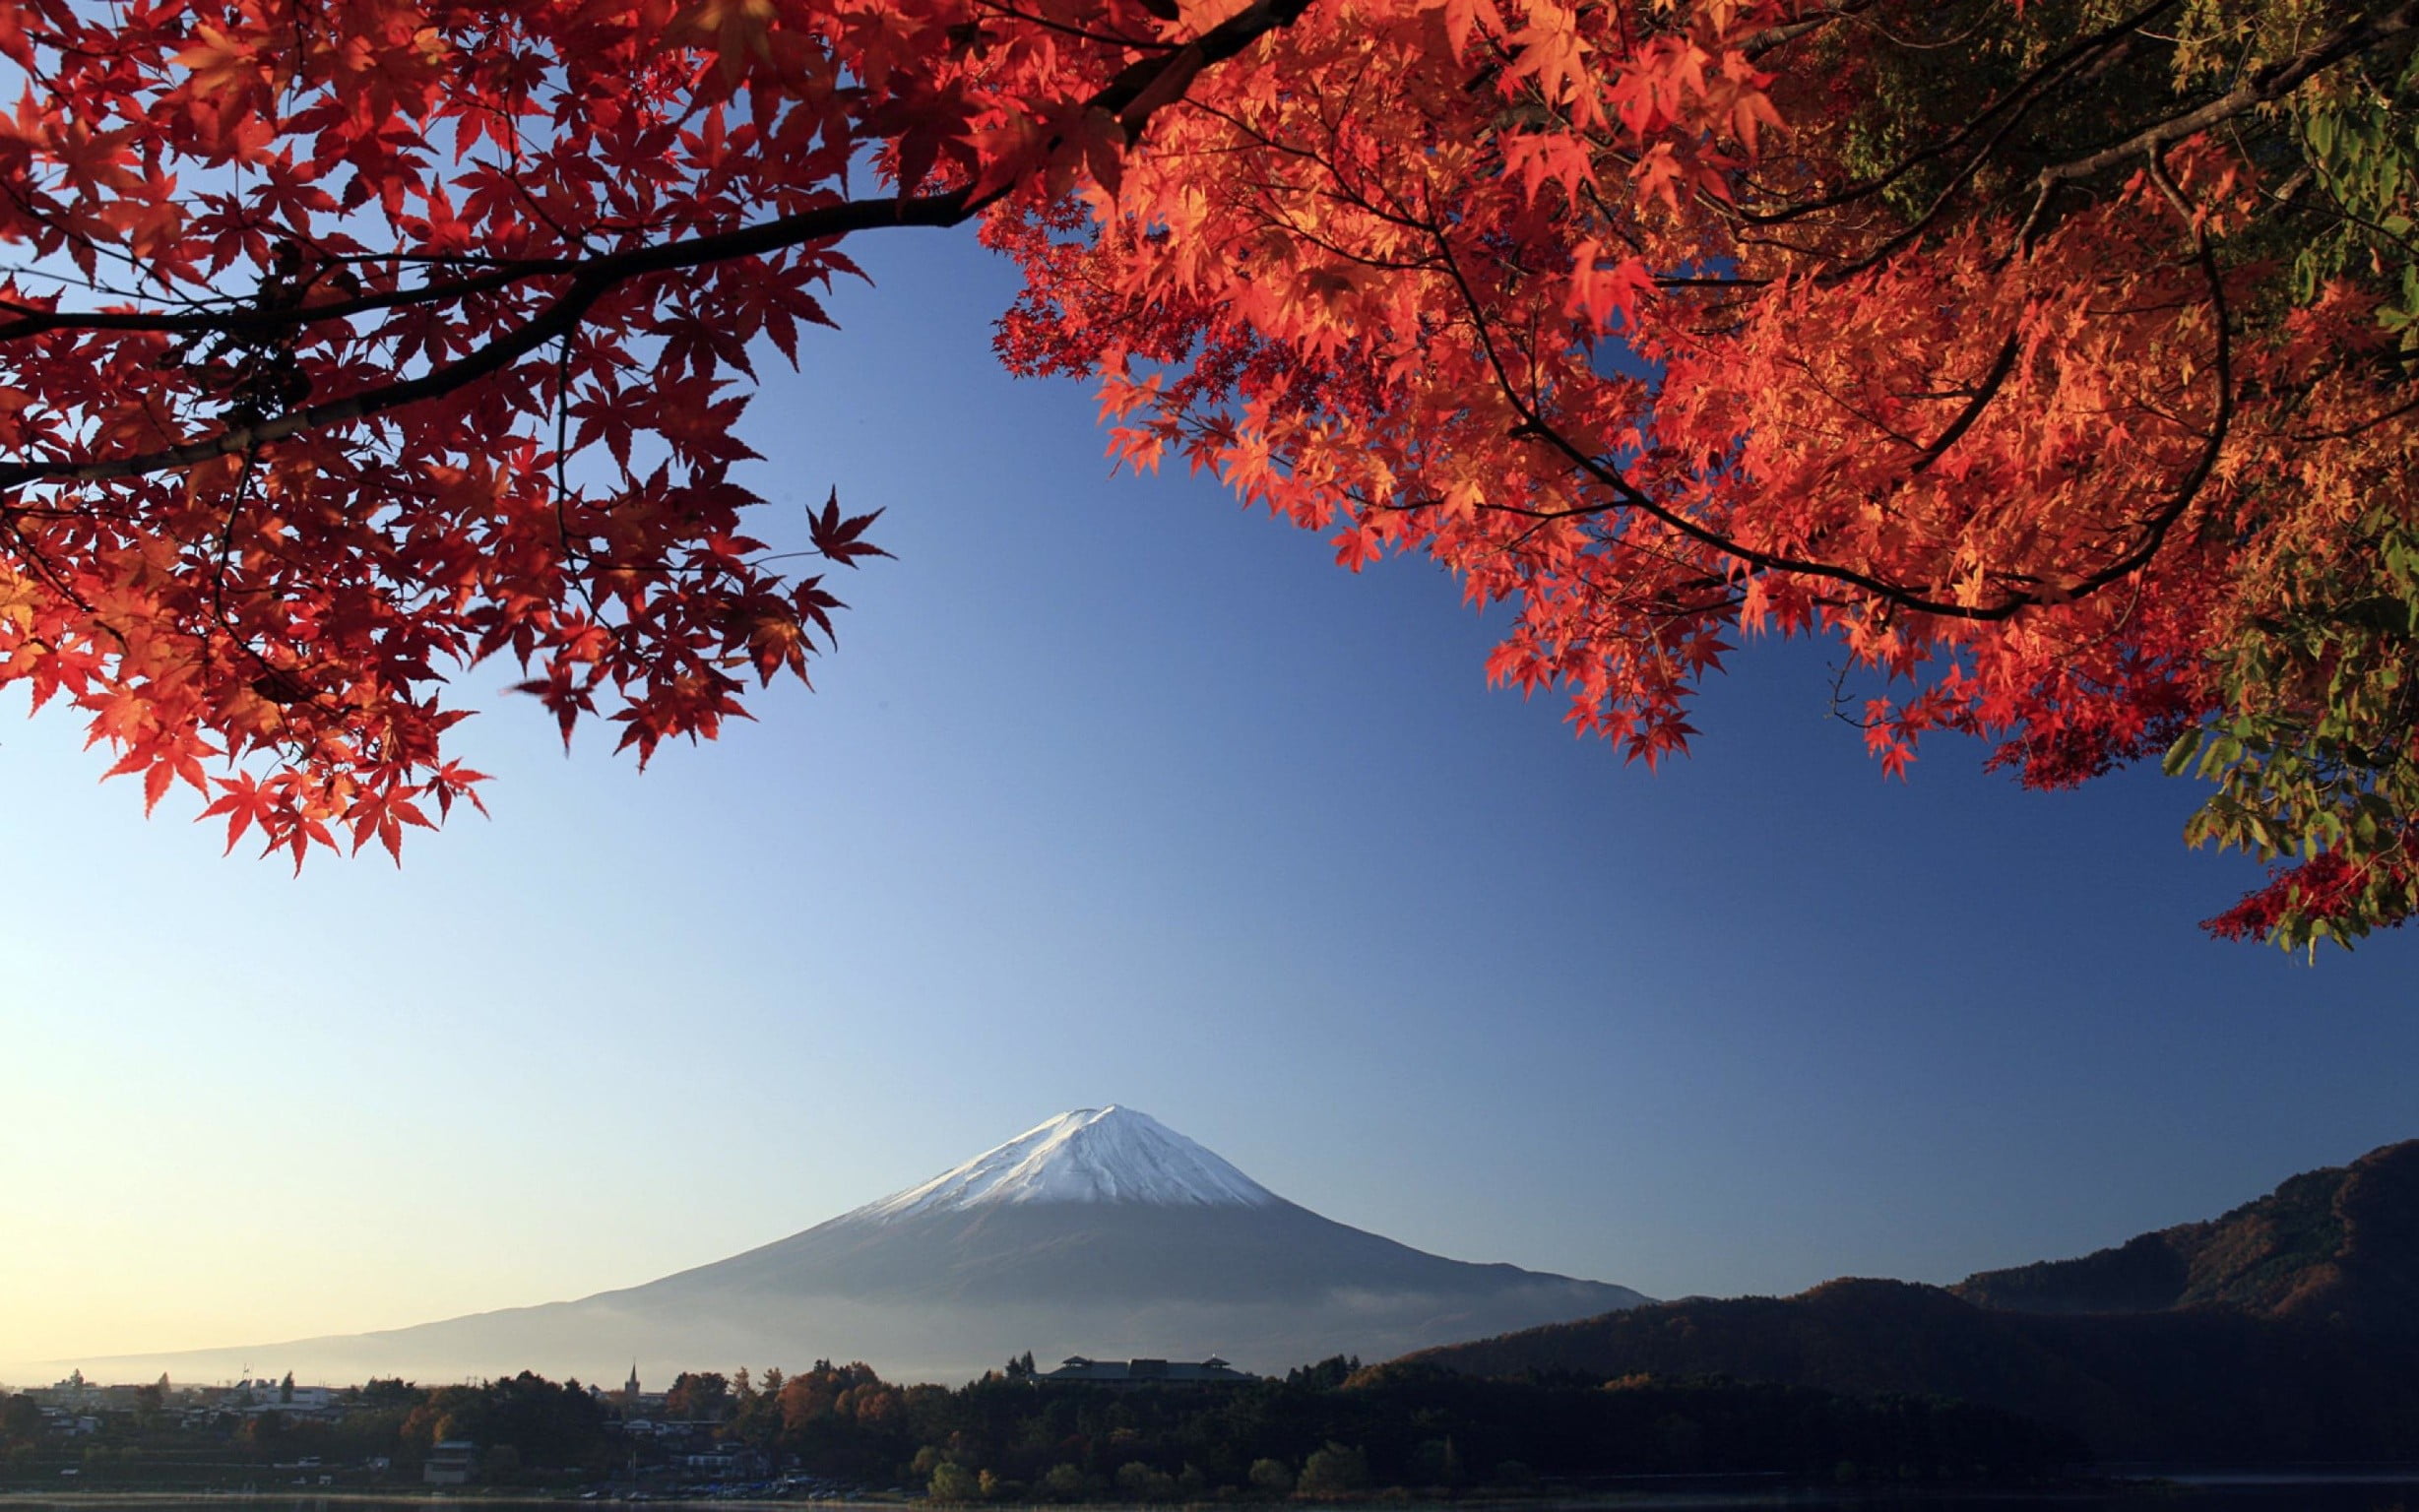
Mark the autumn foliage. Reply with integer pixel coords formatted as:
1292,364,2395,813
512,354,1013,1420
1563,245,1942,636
0,0,2412,946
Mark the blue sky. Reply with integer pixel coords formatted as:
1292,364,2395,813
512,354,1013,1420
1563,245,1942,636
4,226,2415,1372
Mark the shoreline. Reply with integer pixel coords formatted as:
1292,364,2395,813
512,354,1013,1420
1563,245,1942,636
11,1470,2419,1511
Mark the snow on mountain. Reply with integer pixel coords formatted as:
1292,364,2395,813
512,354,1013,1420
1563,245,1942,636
851,1105,1279,1219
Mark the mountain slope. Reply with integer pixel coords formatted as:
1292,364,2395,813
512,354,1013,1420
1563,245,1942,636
1951,1138,2419,1333
1409,1277,2419,1461
1409,1141,2419,1462
56,1106,1648,1385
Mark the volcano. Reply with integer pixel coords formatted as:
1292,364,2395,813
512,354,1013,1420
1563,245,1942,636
63,1106,1650,1383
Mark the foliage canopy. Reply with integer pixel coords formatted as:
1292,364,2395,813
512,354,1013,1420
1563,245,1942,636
0,0,2414,946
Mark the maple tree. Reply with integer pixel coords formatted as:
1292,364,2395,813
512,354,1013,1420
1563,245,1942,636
0,0,2411,949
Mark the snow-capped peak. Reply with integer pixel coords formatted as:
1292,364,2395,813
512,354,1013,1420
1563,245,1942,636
851,1106,1280,1220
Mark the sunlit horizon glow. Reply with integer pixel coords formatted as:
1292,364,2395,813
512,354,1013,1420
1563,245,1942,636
6,230,2416,1388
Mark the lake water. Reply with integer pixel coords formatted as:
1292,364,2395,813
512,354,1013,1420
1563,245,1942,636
8,1484,2419,1512
1506,1475,2419,1511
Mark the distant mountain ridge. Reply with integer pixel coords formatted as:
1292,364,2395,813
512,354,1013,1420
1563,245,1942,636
53,1106,1649,1385
1951,1138,2419,1334
1410,1140,2419,1462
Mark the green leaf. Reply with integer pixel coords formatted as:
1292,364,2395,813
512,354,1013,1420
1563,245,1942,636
2162,726,2205,778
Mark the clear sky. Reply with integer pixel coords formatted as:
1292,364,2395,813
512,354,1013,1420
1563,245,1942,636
4,227,2415,1379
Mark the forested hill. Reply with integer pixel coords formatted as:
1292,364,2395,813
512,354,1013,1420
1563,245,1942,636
1951,1139,2419,1334
1408,1142,2419,1462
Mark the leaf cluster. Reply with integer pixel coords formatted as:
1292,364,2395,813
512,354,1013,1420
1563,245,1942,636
989,0,2419,945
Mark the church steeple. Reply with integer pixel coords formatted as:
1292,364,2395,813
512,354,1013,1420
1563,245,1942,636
623,1363,641,1409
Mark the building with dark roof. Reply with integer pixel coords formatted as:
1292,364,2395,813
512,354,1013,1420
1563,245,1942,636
1040,1356,1255,1387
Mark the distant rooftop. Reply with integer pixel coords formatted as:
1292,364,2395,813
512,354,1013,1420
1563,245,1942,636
1041,1355,1254,1386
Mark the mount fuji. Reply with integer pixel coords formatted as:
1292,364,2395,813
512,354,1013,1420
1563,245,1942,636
64,1106,1650,1383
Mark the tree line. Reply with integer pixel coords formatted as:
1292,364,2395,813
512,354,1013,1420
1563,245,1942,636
4,1356,2085,1495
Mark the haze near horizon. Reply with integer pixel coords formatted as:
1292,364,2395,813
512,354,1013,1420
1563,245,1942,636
17,1104,1649,1384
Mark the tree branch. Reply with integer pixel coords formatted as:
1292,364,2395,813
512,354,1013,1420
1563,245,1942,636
2034,0,2419,191
1427,206,2229,624
0,0,1312,348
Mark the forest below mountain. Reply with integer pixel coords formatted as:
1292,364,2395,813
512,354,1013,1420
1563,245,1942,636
1,1358,2082,1495
1415,1141,2419,1462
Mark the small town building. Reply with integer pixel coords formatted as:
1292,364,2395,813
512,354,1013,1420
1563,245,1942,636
423,1440,477,1485
683,1446,768,1480
1040,1356,1255,1387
